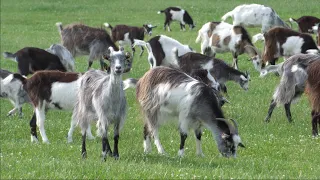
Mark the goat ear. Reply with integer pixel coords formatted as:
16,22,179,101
238,143,245,148
125,52,131,60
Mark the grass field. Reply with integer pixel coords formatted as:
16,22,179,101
1,0,320,179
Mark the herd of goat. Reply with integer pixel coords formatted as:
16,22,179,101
1,4,320,160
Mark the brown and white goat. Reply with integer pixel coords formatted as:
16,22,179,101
195,21,261,71
262,27,319,68
56,22,119,70
3,46,72,76
128,66,244,157
104,23,156,56
305,60,320,137
289,16,320,33
12,71,94,143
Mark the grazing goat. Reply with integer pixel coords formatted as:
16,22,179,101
12,71,94,143
305,60,320,137
263,54,320,123
0,69,29,117
133,35,194,68
72,47,127,160
104,23,157,56
195,21,261,71
3,45,74,76
262,27,319,68
128,66,244,157
289,16,320,33
221,4,290,33
172,49,251,94
56,22,118,70
157,7,195,31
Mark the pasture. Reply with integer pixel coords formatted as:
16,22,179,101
1,0,319,179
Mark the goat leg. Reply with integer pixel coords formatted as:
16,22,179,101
30,112,38,142
284,103,293,123
178,132,188,157
113,123,120,160
195,128,204,157
102,135,112,161
311,110,319,137
82,132,87,159
265,99,277,122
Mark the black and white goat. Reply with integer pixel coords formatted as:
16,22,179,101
3,44,75,76
261,27,319,68
305,60,320,137
289,16,320,33
0,69,29,117
125,66,244,157
56,22,118,70
195,21,261,71
12,71,94,143
263,53,320,123
133,35,194,68
104,23,156,56
221,4,290,33
72,47,127,160
157,7,195,31
172,48,250,94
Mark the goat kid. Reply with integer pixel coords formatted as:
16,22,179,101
305,60,320,137
0,69,29,117
126,67,244,157
56,22,118,70
263,53,320,123
222,4,290,33
262,27,319,68
133,35,194,69
104,23,156,56
195,21,261,71
158,7,195,31
72,47,127,160
172,48,250,94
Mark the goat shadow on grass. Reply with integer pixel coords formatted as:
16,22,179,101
125,152,219,169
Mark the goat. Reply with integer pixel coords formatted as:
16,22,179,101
289,16,320,33
172,48,251,94
72,47,127,160
262,27,319,68
263,53,320,123
305,60,320,137
195,21,261,71
104,23,157,56
133,35,194,68
12,71,95,143
125,66,244,157
221,4,290,34
0,69,29,117
3,45,73,76
56,22,118,70
157,7,195,31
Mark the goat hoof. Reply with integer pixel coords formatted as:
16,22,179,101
113,154,119,160
82,152,87,159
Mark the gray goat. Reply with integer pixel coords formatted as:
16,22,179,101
72,47,127,160
125,67,244,157
263,53,320,122
56,22,118,70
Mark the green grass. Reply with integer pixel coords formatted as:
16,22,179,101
1,0,320,179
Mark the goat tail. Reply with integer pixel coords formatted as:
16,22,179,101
103,23,113,29
289,18,297,23
133,39,147,48
3,52,16,61
123,78,139,90
221,11,233,21
172,47,179,62
252,33,265,43
195,30,202,43
55,22,63,33
10,73,27,85
157,10,164,14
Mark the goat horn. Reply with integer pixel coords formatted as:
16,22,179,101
215,118,237,135
230,119,239,134
245,45,261,57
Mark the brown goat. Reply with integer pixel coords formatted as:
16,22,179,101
56,22,118,70
305,60,320,137
289,16,320,33
262,27,318,68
